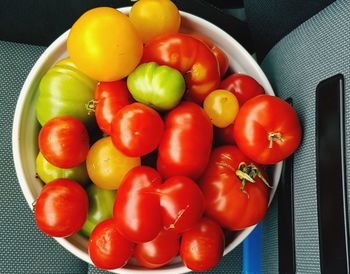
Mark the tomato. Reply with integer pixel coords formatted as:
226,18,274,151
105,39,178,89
233,95,302,164
214,123,235,146
157,102,213,180
35,58,97,127
134,230,180,268
88,218,134,270
34,178,88,237
86,136,140,190
127,62,185,111
129,0,181,43
142,33,220,103
114,166,163,243
160,176,205,233
94,80,132,135
67,7,143,81
111,103,164,157
36,152,89,185
191,33,229,77
80,184,116,237
199,146,270,230
38,116,89,169
203,89,239,128
220,73,265,106
180,217,224,272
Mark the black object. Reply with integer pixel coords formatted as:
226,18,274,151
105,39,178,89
316,74,349,274
278,98,296,274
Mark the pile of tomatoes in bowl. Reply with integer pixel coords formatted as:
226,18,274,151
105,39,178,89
28,0,302,272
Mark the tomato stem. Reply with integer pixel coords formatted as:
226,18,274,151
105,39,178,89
268,132,284,149
85,99,98,115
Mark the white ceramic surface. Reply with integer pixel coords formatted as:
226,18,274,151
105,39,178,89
12,7,282,274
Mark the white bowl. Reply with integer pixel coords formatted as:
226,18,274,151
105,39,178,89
12,7,282,274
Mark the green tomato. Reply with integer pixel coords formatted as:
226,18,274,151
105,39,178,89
80,184,117,237
35,58,97,126
36,152,89,185
127,62,185,111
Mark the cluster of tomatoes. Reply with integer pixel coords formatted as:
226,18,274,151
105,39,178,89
33,0,302,272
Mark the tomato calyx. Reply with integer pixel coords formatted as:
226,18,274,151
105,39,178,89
235,162,271,196
267,132,284,149
86,99,98,115
164,204,190,230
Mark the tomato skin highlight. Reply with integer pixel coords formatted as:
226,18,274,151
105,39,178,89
157,102,213,180
38,116,90,169
88,218,134,270
180,217,224,272
233,95,302,164
35,178,88,237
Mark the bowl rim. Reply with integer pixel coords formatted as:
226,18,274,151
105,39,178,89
12,6,282,274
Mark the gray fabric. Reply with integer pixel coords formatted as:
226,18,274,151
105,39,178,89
261,0,350,273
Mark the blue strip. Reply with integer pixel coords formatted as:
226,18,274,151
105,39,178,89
242,223,262,274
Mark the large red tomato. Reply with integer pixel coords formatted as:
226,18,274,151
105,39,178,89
94,80,132,135
233,95,302,164
38,116,89,168
142,33,220,103
88,218,134,270
34,178,88,237
199,146,270,230
180,217,224,272
157,102,213,180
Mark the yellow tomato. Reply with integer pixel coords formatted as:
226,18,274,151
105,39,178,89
67,7,143,81
129,0,181,43
203,89,239,128
86,136,141,190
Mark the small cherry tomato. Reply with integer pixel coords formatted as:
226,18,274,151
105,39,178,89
111,103,164,157
180,217,224,272
94,80,132,135
34,178,88,237
134,230,180,268
203,89,239,128
130,0,181,43
88,218,134,270
38,116,89,169
220,73,265,106
86,136,140,190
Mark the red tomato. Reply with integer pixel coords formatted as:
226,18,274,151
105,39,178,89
111,103,164,157
199,146,270,230
94,80,132,135
34,178,88,237
114,166,163,243
88,218,134,270
160,176,205,233
191,33,229,77
134,230,180,269
38,116,89,168
180,217,224,272
214,123,235,146
233,95,302,164
142,33,220,103
157,102,213,180
220,74,265,106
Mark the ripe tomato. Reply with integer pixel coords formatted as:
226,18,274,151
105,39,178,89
111,103,164,157
34,178,88,237
67,7,143,81
134,230,180,268
38,116,89,169
180,217,224,272
94,80,132,135
88,218,134,270
157,102,213,180
220,73,265,106
203,89,239,128
199,146,270,230
129,0,181,43
86,136,140,190
233,95,302,164
142,33,220,103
